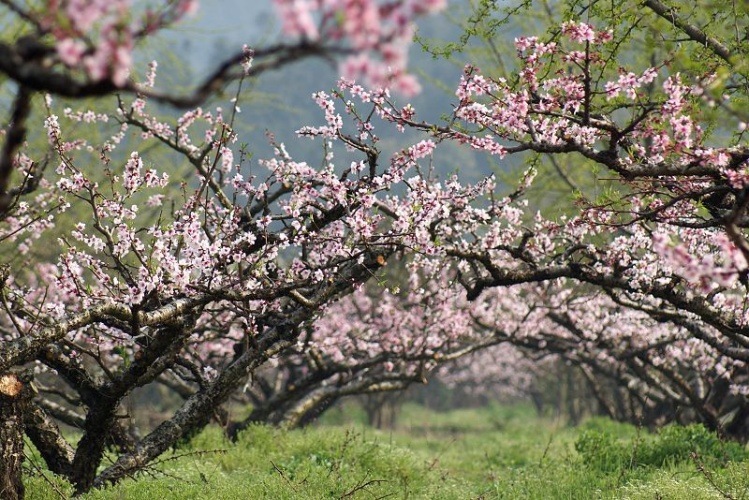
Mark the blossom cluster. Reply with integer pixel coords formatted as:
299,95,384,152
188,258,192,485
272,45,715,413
273,0,445,95
44,0,197,86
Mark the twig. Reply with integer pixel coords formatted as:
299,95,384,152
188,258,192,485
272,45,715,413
23,444,69,500
270,460,298,490
692,452,735,500
339,478,388,499
643,0,733,64
149,448,227,467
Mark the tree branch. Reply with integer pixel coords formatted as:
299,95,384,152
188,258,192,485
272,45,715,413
643,0,733,64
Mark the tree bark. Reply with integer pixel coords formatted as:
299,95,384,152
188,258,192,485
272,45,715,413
0,373,27,500
23,402,73,478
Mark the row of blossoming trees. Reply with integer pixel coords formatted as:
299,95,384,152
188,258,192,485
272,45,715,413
0,0,748,497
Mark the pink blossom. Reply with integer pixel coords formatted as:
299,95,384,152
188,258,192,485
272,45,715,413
561,21,597,43
57,38,87,66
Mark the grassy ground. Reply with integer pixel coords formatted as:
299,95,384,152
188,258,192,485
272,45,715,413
24,403,749,499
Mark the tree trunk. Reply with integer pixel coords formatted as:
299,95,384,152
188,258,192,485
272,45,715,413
0,373,27,500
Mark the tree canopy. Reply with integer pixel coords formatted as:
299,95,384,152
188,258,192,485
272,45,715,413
0,0,748,497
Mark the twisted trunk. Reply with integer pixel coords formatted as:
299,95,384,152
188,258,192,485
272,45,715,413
0,374,28,500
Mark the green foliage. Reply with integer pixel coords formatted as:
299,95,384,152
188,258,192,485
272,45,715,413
644,425,748,466
576,422,749,474
575,428,634,472
22,405,749,499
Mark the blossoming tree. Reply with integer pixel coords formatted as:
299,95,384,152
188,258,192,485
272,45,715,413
0,0,748,497
225,267,524,434
0,0,447,495
224,2,749,441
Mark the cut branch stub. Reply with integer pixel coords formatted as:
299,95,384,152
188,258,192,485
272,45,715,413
0,374,23,397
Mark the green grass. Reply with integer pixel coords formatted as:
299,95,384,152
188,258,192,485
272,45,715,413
23,403,749,499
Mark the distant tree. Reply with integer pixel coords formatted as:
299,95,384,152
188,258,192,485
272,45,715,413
222,1,749,442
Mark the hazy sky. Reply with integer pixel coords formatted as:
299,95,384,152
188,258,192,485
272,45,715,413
169,0,278,70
